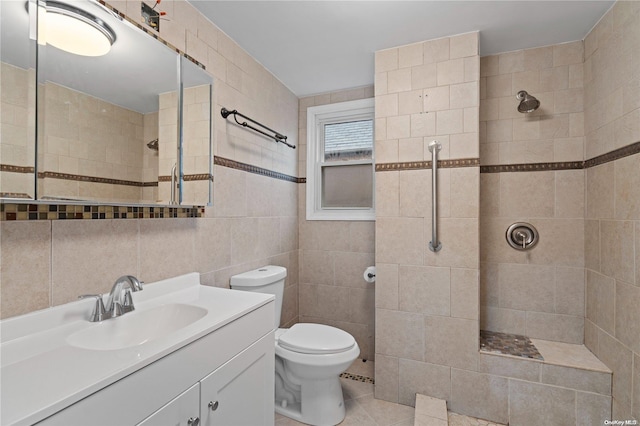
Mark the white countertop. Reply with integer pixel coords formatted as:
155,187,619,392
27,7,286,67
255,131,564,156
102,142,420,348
0,273,274,426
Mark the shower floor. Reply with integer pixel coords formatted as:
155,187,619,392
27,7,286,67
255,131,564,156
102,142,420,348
479,330,543,360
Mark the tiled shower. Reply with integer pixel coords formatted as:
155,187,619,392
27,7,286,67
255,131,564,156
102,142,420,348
372,2,639,424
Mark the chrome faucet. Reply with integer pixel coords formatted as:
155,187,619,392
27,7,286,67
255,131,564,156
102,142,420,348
106,275,143,318
78,276,143,322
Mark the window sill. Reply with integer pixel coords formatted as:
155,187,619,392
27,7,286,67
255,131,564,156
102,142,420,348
306,209,375,221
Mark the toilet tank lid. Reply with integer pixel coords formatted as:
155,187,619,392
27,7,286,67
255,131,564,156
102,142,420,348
230,265,287,287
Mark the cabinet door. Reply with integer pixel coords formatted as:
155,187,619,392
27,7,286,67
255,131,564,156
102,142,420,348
200,333,274,426
137,383,200,426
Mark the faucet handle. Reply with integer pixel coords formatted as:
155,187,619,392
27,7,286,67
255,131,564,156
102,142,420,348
78,294,108,322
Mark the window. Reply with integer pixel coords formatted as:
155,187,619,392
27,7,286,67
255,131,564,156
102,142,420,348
306,98,375,220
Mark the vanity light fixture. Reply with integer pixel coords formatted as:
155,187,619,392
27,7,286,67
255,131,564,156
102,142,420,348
43,1,116,57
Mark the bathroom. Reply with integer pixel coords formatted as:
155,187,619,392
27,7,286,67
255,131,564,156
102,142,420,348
1,0,639,425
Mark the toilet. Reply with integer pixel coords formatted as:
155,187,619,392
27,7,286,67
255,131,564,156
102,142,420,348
230,265,360,426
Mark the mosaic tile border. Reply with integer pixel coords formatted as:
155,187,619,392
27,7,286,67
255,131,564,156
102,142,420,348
0,193,32,199
0,203,203,221
214,156,301,183
158,174,214,182
37,171,158,187
480,161,584,173
481,140,640,173
1,164,35,173
375,158,480,172
480,330,543,361
339,372,375,384
97,0,205,70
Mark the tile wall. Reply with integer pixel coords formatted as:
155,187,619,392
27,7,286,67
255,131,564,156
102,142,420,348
297,87,376,360
479,41,586,344
182,85,213,205
1,0,300,326
39,82,150,202
142,111,159,202
158,90,178,203
1,62,36,198
583,1,640,420
373,32,481,408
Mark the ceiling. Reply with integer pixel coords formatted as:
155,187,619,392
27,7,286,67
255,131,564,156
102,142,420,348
189,1,614,97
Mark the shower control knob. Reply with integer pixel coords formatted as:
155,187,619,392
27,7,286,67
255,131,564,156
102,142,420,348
506,222,539,251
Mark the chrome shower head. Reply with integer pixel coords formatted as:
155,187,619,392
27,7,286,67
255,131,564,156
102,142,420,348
146,139,159,151
516,90,540,113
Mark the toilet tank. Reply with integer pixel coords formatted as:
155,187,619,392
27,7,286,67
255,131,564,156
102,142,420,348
230,265,286,330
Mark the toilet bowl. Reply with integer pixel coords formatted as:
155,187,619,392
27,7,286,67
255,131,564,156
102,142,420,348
230,266,360,426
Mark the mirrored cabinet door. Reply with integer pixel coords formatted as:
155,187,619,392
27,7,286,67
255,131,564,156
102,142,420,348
179,56,213,206
1,0,37,200
1,0,213,207
36,0,181,205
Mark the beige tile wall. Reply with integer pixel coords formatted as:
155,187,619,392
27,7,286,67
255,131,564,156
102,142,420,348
1,63,36,197
297,87,376,360
182,85,212,205
373,32,481,408
158,90,178,203
479,42,586,344
39,82,148,202
583,1,640,420
1,0,300,328
142,111,159,202
480,41,585,165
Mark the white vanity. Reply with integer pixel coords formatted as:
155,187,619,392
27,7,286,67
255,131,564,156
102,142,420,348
0,273,275,426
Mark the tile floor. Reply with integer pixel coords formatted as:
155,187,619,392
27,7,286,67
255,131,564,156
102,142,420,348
274,359,507,426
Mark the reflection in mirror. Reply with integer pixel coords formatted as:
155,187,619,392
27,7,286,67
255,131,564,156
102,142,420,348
180,57,213,206
36,0,180,204
1,0,37,199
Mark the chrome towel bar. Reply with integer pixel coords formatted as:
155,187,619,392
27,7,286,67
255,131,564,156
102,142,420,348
221,107,295,149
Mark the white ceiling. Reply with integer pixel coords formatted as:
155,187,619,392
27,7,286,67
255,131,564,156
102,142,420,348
189,1,614,97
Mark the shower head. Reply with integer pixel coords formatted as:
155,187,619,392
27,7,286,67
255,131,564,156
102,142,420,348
146,139,159,151
516,90,540,113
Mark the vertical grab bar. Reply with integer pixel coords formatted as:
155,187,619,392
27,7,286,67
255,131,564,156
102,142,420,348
170,163,177,205
428,141,442,252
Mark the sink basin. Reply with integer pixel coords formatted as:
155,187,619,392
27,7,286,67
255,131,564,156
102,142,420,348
67,303,208,351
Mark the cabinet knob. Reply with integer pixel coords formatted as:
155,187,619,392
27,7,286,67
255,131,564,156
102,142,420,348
187,417,200,426
208,400,219,411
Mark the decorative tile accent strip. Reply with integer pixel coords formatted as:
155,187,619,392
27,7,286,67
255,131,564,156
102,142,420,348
0,193,32,199
38,171,158,187
480,161,584,173
584,140,640,168
339,372,375,384
480,330,543,360
375,158,480,172
97,0,205,70
1,164,35,173
214,156,301,183
480,140,640,173
158,174,214,182
0,202,203,221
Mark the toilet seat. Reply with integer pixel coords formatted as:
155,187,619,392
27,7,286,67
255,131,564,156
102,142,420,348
277,324,355,355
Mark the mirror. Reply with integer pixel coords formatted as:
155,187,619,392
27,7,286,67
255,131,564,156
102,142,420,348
37,0,180,204
179,57,213,206
0,0,37,199
0,0,213,206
